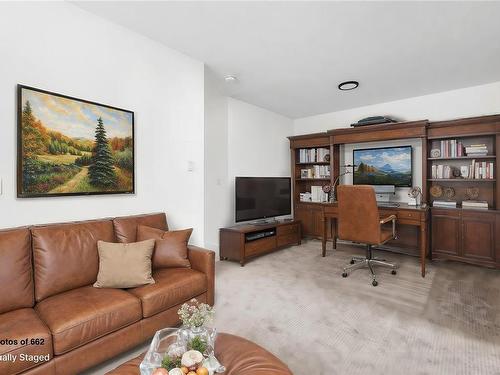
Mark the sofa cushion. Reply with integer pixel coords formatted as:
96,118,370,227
113,213,168,243
0,227,34,314
35,286,142,355
128,268,207,318
137,225,192,269
94,239,155,288
0,308,53,375
31,219,115,302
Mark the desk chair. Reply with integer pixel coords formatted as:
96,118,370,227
337,185,398,286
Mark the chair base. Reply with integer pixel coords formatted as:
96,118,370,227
342,245,397,286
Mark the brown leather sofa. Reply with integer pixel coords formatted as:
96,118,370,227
0,213,215,375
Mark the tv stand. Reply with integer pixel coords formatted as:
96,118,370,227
219,220,302,266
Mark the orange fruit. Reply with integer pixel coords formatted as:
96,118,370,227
181,367,189,374
187,372,197,375
196,367,209,375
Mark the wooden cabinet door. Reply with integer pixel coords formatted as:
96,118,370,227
432,210,461,256
461,212,496,262
294,205,313,236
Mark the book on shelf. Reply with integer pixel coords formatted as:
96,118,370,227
465,144,488,156
299,192,312,202
311,186,328,203
433,200,457,207
298,148,329,163
470,160,494,179
462,200,489,209
300,165,331,179
431,160,494,179
439,139,463,158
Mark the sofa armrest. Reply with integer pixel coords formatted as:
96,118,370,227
188,245,215,306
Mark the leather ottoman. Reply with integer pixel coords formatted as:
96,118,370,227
106,333,292,375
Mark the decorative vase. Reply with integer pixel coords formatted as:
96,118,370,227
178,326,225,374
178,326,216,357
140,328,185,375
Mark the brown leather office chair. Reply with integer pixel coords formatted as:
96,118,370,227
337,185,398,286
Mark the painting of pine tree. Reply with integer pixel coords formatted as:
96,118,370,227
17,86,134,197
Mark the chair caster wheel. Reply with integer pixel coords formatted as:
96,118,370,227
342,272,348,278
350,259,355,264
391,270,397,275
372,280,378,286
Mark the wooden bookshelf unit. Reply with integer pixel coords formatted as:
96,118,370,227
289,115,500,270
219,220,301,266
427,116,500,267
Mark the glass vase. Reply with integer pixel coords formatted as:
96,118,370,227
140,328,186,375
178,325,216,357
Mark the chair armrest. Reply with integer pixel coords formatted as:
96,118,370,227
380,214,397,239
380,214,397,224
188,245,215,306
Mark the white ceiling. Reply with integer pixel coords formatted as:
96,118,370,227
74,1,500,119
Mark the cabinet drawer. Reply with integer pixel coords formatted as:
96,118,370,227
277,224,299,236
397,211,421,221
277,233,299,247
432,208,460,217
245,237,276,256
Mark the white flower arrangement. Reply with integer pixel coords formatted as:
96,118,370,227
178,299,214,328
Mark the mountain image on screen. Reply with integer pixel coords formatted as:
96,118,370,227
353,146,412,186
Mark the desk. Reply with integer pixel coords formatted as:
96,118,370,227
321,202,430,277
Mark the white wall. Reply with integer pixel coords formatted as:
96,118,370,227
227,98,293,222
294,81,500,203
0,3,205,245
203,95,293,253
204,69,229,252
294,81,500,135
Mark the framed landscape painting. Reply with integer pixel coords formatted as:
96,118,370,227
353,146,412,187
17,85,134,197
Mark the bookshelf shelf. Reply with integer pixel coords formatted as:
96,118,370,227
428,155,496,160
296,162,330,165
427,178,496,182
297,178,331,181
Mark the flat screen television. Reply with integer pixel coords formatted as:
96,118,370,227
353,146,412,187
235,177,291,222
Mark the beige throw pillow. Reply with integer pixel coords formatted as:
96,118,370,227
94,239,155,288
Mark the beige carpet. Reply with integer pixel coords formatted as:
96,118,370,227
85,240,500,374
214,240,500,375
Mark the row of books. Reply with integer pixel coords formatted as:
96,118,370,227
465,144,488,156
298,148,329,163
436,140,490,158
466,161,494,179
433,200,489,209
439,139,464,158
299,186,328,203
431,161,494,179
300,165,331,179
431,165,453,179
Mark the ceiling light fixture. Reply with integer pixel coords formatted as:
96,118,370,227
224,75,238,83
338,81,359,91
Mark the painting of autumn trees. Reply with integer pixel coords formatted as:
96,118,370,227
18,86,134,197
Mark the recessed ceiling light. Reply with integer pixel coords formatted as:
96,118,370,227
224,75,238,83
338,81,359,91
